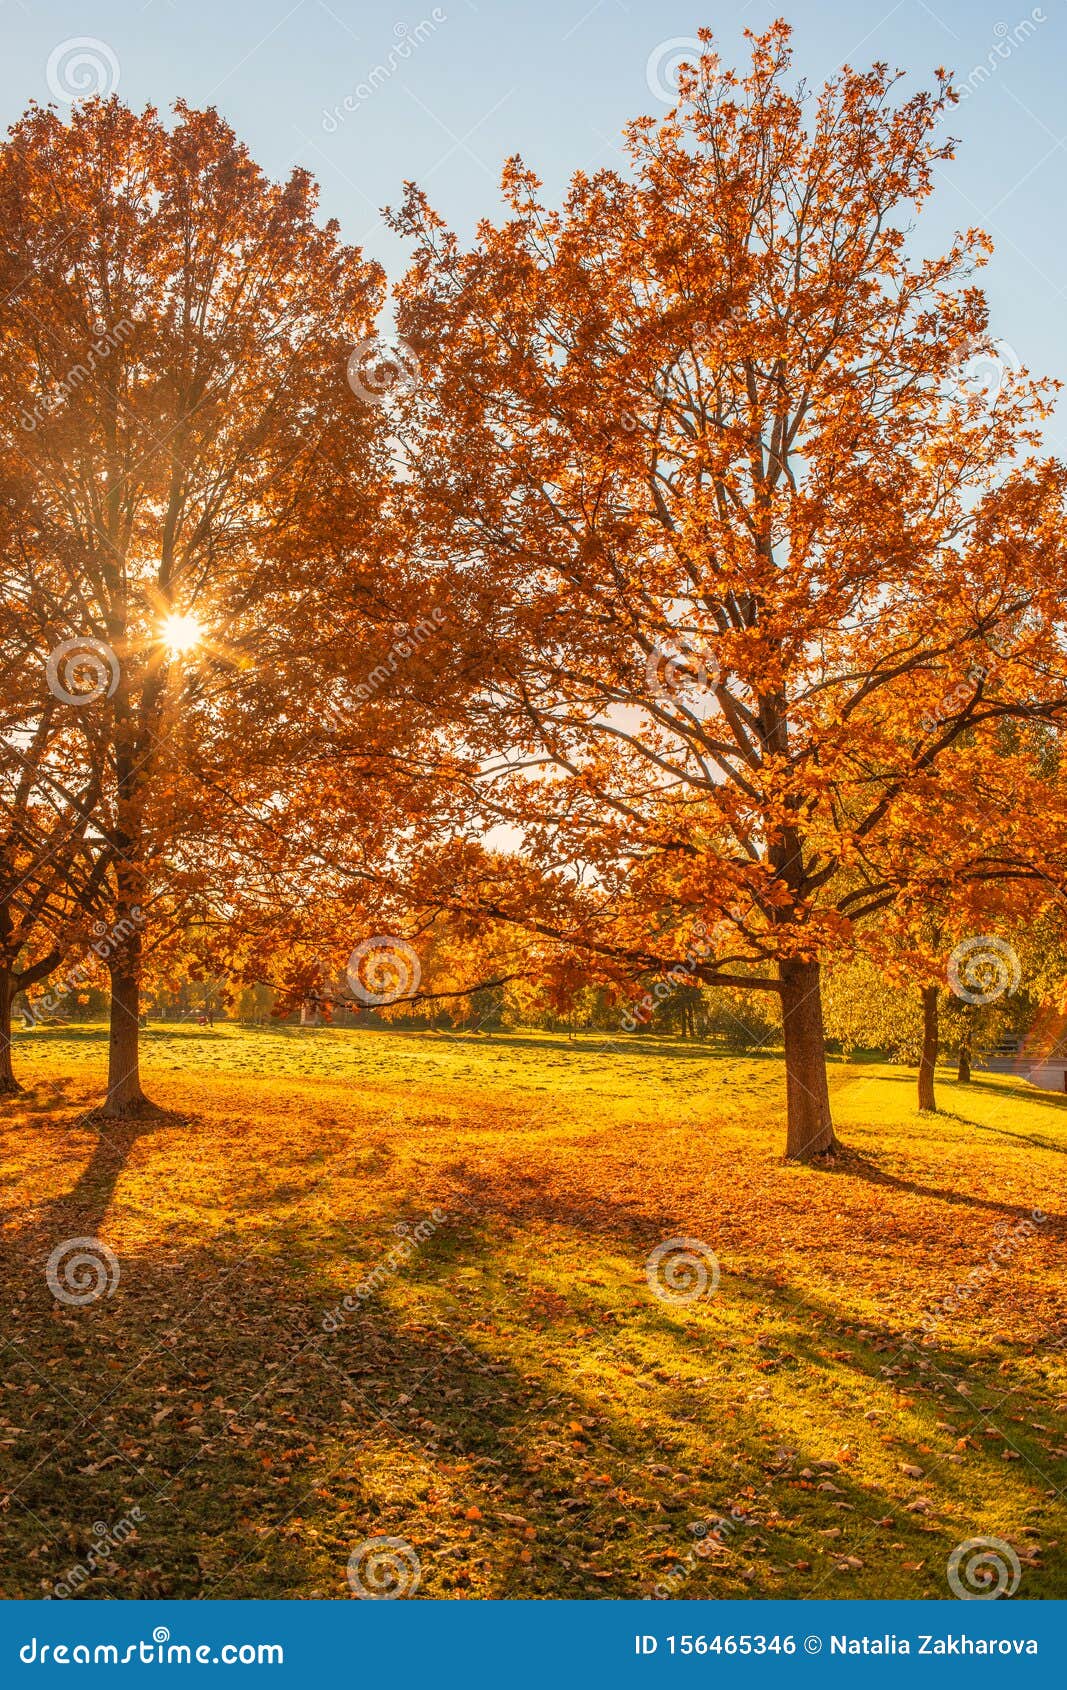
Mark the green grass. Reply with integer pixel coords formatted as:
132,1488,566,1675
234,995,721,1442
0,1023,1064,1599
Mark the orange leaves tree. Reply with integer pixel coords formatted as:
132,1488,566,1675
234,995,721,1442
393,25,1067,1158
0,97,387,1114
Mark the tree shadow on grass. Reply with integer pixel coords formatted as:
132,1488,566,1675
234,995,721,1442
970,1121,1067,1157
819,1151,1067,1228
0,1075,83,1117
877,1066,1067,1114
26,1110,196,1241
0,1208,1061,1603
1,1102,1063,1602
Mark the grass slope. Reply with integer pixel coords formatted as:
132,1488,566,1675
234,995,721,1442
0,1023,1064,1600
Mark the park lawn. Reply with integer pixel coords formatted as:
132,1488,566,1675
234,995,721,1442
0,1023,1064,1601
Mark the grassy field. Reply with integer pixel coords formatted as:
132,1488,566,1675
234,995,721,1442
1,1021,1064,1600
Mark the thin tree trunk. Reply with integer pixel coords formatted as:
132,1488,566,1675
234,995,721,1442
0,949,59,1095
957,1005,973,1083
0,963,18,1095
779,958,839,1160
918,984,939,1112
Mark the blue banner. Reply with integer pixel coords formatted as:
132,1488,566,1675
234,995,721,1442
1,1601,1063,1686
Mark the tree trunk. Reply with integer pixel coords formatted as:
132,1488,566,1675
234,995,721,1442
956,1006,973,1083
0,949,59,1095
0,963,18,1095
780,958,839,1160
104,952,155,1117
918,984,939,1112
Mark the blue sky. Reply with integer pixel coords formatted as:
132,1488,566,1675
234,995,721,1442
3,0,1065,437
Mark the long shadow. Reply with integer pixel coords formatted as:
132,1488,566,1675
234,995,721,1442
878,1066,1067,1114
0,1076,82,1118
969,1070,1067,1108
33,1112,190,1241
436,1145,1067,1248
12,1024,110,1048
825,1153,1067,1227
2,1064,1062,1600
398,1028,762,1064
37,1122,144,1240
1,1206,1061,1602
971,1121,1067,1157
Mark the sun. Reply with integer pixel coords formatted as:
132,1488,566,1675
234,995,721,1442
160,611,203,654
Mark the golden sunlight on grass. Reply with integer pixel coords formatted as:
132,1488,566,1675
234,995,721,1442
1,1026,1064,1599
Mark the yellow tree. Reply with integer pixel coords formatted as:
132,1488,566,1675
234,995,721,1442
392,24,1067,1158
0,98,386,1114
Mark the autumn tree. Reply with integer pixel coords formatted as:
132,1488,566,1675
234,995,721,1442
392,23,1067,1159
0,97,387,1114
